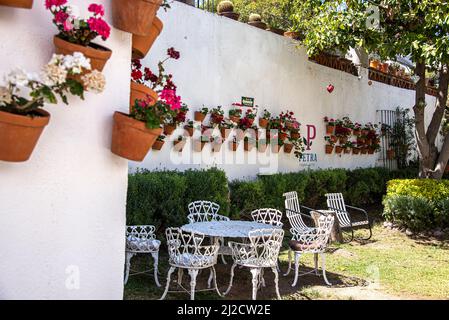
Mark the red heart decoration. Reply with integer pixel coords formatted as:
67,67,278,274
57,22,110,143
327,84,334,93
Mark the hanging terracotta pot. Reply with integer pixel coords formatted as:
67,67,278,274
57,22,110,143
361,147,368,154
368,148,375,155
194,111,207,122
163,124,176,135
259,118,269,128
132,16,164,59
353,129,361,136
230,142,239,151
325,145,333,154
244,140,255,152
152,140,164,150
247,118,255,126
283,31,302,40
173,139,186,152
279,132,288,141
267,27,285,35
291,131,300,140
193,140,207,152
230,115,240,123
352,147,361,155
284,143,293,154
130,81,158,111
53,36,112,72
335,146,343,154
184,126,194,137
212,141,222,152
326,125,335,135
111,111,162,161
0,0,32,8
235,129,246,141
220,127,230,140
111,0,162,36
0,109,50,162
344,147,351,154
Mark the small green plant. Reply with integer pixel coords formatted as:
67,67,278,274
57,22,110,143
217,0,234,13
156,135,165,142
261,109,271,119
229,108,242,117
199,107,209,115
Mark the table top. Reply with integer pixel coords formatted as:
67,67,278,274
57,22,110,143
181,220,278,238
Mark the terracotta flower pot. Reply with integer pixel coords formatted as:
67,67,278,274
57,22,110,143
130,81,158,111
353,129,361,136
235,129,246,141
193,140,207,152
326,125,335,135
132,16,163,59
184,126,194,137
369,60,380,69
230,142,239,151
111,0,162,36
283,31,301,40
267,27,285,35
259,118,269,128
218,11,240,20
229,115,240,123
325,145,333,154
194,111,207,122
343,148,351,154
352,147,361,155
335,146,343,154
53,36,112,72
361,147,368,155
111,111,162,161
163,124,176,135
244,140,255,152
279,132,288,141
368,148,375,155
0,109,50,162
291,131,300,139
173,139,186,152
284,143,293,154
0,0,33,8
330,135,338,143
339,136,348,144
247,118,255,126
248,21,267,30
381,63,389,73
220,127,230,139
152,140,164,150
212,142,222,152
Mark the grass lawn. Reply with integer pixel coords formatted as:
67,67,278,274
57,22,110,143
124,216,449,300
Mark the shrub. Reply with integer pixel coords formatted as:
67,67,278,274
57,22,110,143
229,180,265,219
383,179,449,231
304,169,347,207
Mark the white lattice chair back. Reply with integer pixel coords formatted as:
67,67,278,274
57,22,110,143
247,229,285,267
187,200,227,223
126,225,160,253
292,215,334,253
325,193,351,227
283,191,309,231
251,208,283,227
165,227,219,269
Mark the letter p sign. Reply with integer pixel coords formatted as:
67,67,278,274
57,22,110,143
306,125,316,150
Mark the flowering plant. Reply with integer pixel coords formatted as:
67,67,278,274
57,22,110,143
171,104,189,125
130,97,171,129
229,107,242,117
324,116,335,126
324,136,336,146
46,1,111,46
210,106,224,125
0,52,105,116
261,109,271,119
244,108,256,119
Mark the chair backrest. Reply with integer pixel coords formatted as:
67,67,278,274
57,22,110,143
325,193,350,227
126,225,156,240
283,191,309,231
293,215,335,253
165,227,219,267
251,208,283,227
187,200,223,223
248,228,285,267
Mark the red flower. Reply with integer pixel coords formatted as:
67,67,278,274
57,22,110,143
88,3,105,17
131,69,143,81
87,17,111,40
132,59,142,69
54,10,69,23
45,0,67,9
167,47,180,59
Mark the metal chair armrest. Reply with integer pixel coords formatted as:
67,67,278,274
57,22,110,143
345,205,370,223
228,241,254,261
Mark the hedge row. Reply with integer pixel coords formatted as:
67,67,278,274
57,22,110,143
383,179,449,231
127,167,417,234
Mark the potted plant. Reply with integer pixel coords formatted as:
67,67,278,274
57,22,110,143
207,106,223,126
257,138,268,152
335,145,343,154
132,16,164,59
343,141,353,154
130,47,180,109
195,106,209,122
284,28,303,40
243,108,256,126
244,136,256,151
164,104,187,135
211,135,223,152
219,119,234,140
47,1,112,71
369,54,380,69
112,0,168,35
284,140,294,154
184,120,195,137
0,0,33,8
324,116,335,134
271,138,283,153
152,135,165,150
324,136,335,154
353,122,362,136
291,137,305,158
229,104,242,123
229,137,239,151
173,135,186,152
111,85,177,161
259,109,270,128
352,142,361,155
194,135,209,152
247,13,267,30
0,53,105,162
216,0,239,20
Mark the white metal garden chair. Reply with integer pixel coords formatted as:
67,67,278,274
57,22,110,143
160,227,222,300
325,193,372,241
283,191,317,232
124,225,161,287
284,214,334,287
251,208,283,227
188,200,230,265
224,228,285,300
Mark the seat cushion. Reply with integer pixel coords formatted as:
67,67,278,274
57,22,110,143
289,240,320,252
126,236,160,252
172,253,215,267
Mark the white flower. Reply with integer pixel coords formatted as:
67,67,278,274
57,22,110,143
0,86,12,105
63,52,91,74
81,70,106,93
5,68,30,87
48,54,65,67
41,64,68,86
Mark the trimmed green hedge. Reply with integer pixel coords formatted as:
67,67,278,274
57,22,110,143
383,179,449,231
127,167,418,234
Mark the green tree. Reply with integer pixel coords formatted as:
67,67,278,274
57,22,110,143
292,0,449,179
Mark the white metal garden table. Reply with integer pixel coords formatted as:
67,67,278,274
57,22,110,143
181,220,278,238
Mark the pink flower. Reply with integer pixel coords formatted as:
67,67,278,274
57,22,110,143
54,10,69,24
160,89,182,110
45,0,67,9
87,17,111,40
63,19,73,31
88,3,105,17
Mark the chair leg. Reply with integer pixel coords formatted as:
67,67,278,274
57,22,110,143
211,266,223,297
271,267,281,300
259,269,266,288
314,253,319,276
292,252,301,287
250,268,261,300
177,268,183,286
207,268,213,289
188,269,199,300
160,266,175,300
219,237,227,265
124,252,134,285
151,251,161,287
283,249,292,276
224,263,237,296
320,253,331,286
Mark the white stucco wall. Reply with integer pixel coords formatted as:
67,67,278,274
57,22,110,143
0,2,130,299
130,2,436,180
